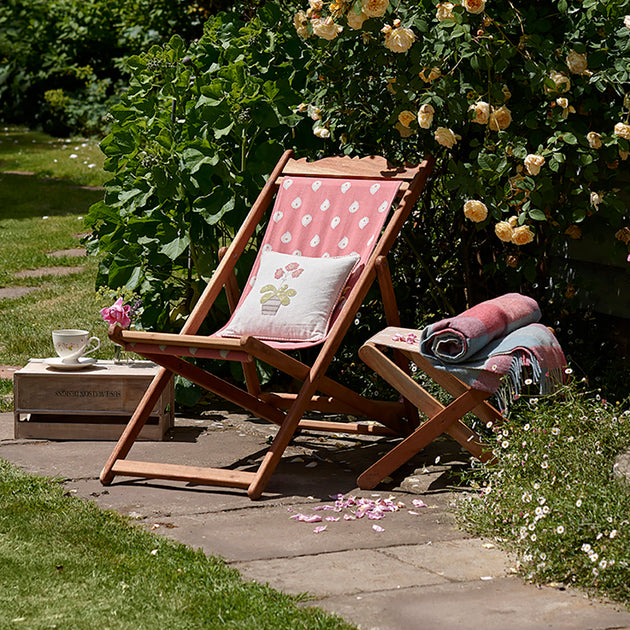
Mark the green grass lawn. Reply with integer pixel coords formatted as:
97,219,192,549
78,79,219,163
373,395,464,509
0,126,107,187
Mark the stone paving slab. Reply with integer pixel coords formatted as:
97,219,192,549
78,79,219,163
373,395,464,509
2,411,630,630
313,577,630,630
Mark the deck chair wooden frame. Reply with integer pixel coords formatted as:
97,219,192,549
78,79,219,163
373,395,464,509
100,151,434,499
357,327,503,490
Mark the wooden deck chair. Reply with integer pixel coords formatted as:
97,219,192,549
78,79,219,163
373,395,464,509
356,327,503,490
100,151,434,499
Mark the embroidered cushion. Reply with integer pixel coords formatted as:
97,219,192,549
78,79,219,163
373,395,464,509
220,251,360,343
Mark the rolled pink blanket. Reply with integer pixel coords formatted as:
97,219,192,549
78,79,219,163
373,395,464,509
420,293,541,363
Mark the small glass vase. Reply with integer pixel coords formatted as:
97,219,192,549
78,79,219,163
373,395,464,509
113,345,133,365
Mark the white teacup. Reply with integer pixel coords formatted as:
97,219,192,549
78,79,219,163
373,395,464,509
52,329,101,364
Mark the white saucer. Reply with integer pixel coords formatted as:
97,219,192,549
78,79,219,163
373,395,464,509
44,357,97,370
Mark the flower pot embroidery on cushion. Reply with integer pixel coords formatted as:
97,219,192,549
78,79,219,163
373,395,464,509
259,261,304,316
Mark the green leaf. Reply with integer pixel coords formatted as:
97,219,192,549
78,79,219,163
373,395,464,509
160,235,190,260
529,208,547,221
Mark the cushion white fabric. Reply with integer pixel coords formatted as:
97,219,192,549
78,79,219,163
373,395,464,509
221,251,360,342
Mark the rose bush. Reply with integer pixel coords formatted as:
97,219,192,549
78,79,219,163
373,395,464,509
292,0,630,316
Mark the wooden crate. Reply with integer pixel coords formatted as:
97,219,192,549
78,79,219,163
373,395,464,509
14,359,174,440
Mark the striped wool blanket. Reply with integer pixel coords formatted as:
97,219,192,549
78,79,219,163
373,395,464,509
419,293,566,401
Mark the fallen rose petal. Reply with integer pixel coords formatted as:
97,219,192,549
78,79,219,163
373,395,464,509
372,525,385,532
412,499,428,508
313,526,327,534
290,513,323,523
326,516,340,521
408,510,419,515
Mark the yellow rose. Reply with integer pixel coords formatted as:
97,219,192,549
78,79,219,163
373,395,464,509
313,126,330,139
590,191,603,208
419,67,441,83
311,17,343,40
347,10,367,29
566,50,588,75
565,225,582,240
463,0,486,14
417,103,435,129
495,221,514,242
383,25,416,53
524,153,545,176
397,110,416,128
294,11,310,38
545,71,571,94
469,101,490,124
511,225,535,246
615,227,630,244
434,126,461,148
436,2,455,21
587,131,602,149
508,215,518,227
614,122,630,140
488,106,512,131
362,0,389,18
309,0,324,10
463,200,488,222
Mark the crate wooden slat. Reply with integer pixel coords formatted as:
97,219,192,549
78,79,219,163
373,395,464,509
14,359,174,441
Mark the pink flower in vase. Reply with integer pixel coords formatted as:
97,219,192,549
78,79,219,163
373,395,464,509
100,297,132,328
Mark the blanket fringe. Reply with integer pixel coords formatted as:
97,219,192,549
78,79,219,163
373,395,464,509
494,351,564,410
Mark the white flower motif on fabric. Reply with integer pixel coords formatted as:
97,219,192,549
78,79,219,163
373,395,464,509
281,231,292,243
331,216,341,229
312,180,322,191
291,197,302,209
338,236,349,249
293,250,302,256
348,200,360,213
370,183,381,195
273,211,283,223
249,275,257,286
378,200,389,213
358,216,370,229
282,178,293,189
320,199,331,211
349,251,359,258
341,182,351,193
310,234,320,247
302,214,312,226
262,243,273,252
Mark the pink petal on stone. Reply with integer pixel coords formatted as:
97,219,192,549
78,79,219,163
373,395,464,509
372,525,385,532
313,526,327,534
326,516,340,521
413,499,428,508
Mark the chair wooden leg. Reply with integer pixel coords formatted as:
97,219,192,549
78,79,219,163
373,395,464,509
357,388,489,490
247,380,319,499
100,367,172,485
